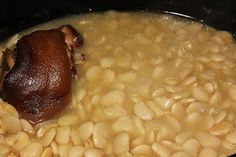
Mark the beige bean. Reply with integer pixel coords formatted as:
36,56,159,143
70,128,82,146
165,77,179,85
166,116,181,133
91,95,101,105
131,137,145,148
207,42,220,53
157,126,176,141
209,91,222,105
152,142,170,157
100,58,114,68
104,142,112,155
204,82,214,93
50,141,58,155
40,127,56,147
165,85,181,93
113,132,130,155
182,76,197,85
84,149,104,157
198,56,210,63
135,79,152,96
41,147,53,157
226,113,235,122
225,130,236,144
174,58,183,67
4,134,16,146
132,60,142,70
211,35,224,44
229,86,236,101
161,140,182,151
210,121,233,136
35,123,57,137
134,33,151,44
20,119,34,134
55,126,71,144
93,122,111,149
58,113,78,126
2,115,22,133
182,41,193,50
37,127,46,138
202,115,214,130
196,132,221,148
147,130,155,144
192,86,209,102
186,102,207,113
86,66,102,81
154,96,174,110
116,54,131,68
131,94,143,103
68,146,85,157
171,91,190,100
0,144,10,157
131,144,152,156
171,151,191,157
199,148,217,157
100,90,125,106
0,100,19,117
103,105,127,119
78,121,94,141
180,98,196,104
186,112,202,125
152,66,164,78
134,102,154,120
214,110,227,124
171,103,185,116
0,128,4,135
222,140,234,150
112,116,133,132
154,34,164,43
146,101,164,118
103,69,115,83
178,67,192,79
117,71,136,83
0,145,9,156
132,116,145,136
58,144,70,157
210,54,225,62
13,131,31,151
20,142,43,157
75,88,87,102
182,138,200,156
152,88,167,97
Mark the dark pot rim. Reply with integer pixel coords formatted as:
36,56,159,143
0,0,236,41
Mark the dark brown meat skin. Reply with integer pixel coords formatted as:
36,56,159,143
2,29,72,124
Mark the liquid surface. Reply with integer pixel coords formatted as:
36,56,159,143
1,11,236,157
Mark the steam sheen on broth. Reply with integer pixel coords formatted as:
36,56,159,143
0,11,236,157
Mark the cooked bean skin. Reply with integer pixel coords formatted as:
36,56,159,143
2,29,72,124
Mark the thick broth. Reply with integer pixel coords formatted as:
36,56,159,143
1,11,236,157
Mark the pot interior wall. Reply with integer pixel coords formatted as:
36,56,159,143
0,0,236,40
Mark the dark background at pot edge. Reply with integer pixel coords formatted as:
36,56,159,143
0,0,236,41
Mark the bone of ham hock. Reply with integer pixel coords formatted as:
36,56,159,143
1,25,84,125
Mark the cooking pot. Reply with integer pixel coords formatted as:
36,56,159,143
0,0,236,156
